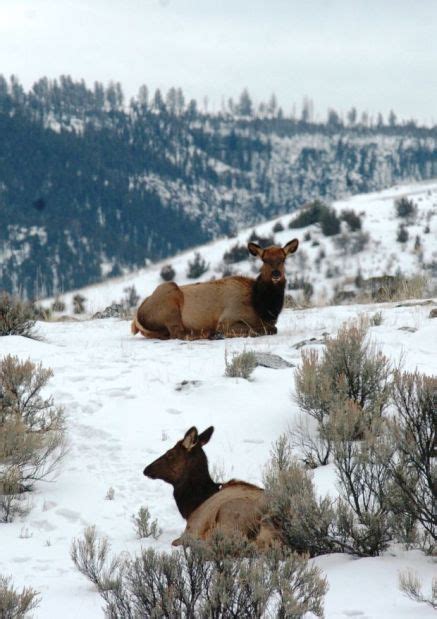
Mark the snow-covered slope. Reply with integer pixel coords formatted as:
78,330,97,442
50,179,437,315
1,299,436,618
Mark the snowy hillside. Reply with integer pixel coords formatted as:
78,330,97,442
51,179,437,315
3,73,437,300
1,299,436,617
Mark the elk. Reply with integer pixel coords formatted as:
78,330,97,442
143,426,279,548
131,239,299,340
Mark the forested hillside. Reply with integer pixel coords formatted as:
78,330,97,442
1,75,436,298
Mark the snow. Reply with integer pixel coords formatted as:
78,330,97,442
1,297,436,617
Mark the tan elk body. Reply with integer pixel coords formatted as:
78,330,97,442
132,239,299,339
143,427,279,548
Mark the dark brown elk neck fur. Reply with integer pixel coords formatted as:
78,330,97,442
252,276,285,324
174,468,220,519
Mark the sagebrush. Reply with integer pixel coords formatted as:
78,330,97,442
72,527,328,618
0,293,36,338
225,350,257,379
0,574,40,619
0,355,65,521
131,506,162,539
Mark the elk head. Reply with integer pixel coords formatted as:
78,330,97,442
143,426,214,486
248,239,299,284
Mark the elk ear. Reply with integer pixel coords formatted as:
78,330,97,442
198,426,214,446
283,239,299,256
182,426,198,451
248,242,263,258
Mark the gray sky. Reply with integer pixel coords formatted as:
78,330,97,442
0,0,436,123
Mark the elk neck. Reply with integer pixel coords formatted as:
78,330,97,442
252,276,286,324
173,469,220,519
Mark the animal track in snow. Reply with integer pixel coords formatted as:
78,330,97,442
55,508,81,522
166,408,182,415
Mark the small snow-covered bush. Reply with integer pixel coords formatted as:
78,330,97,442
341,209,362,231
0,355,65,509
131,506,162,539
160,264,175,281
370,311,383,326
225,350,257,379
247,230,274,247
397,223,409,243
0,574,40,619
122,285,139,309
51,296,66,313
395,196,417,219
187,252,209,279
320,208,341,236
288,276,314,302
0,293,36,338
288,200,328,229
272,220,284,233
223,243,248,264
73,294,86,314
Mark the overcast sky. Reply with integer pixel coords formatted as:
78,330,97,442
0,0,436,123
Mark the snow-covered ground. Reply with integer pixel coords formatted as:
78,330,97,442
1,299,436,618
45,178,437,316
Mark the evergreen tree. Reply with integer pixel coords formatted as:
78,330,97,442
237,88,253,116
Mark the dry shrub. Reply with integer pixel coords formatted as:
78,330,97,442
71,526,328,618
0,293,36,338
225,350,257,379
51,296,66,312
131,506,162,540
71,526,121,590
292,320,391,465
0,574,40,619
0,467,29,524
386,371,437,551
122,286,139,309
399,570,437,610
266,431,398,558
264,447,337,557
355,273,428,304
289,321,436,556
0,355,65,520
370,311,383,326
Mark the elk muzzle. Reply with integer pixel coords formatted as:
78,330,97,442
271,269,282,283
143,462,158,479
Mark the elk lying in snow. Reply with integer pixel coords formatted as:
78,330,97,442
131,239,299,339
143,426,279,549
